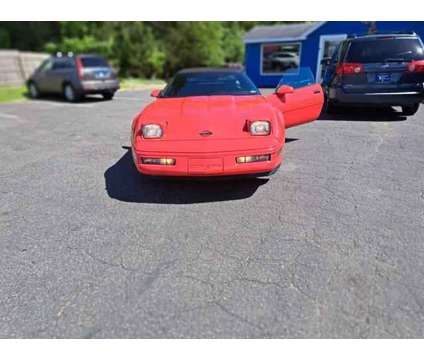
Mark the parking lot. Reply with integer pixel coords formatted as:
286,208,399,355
1,90,424,338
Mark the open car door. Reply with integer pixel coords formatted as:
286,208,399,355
266,67,324,129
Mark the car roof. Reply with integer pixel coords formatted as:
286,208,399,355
348,32,419,42
78,54,105,58
177,67,244,75
51,53,105,59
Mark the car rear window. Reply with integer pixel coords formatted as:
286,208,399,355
80,56,109,68
346,38,424,63
161,72,260,98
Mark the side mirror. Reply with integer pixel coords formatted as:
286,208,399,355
276,85,294,96
150,89,161,97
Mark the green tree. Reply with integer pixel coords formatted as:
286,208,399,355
112,22,166,78
0,21,305,78
163,22,225,76
0,22,60,51
0,28,10,48
221,22,245,63
44,22,114,57
45,35,112,57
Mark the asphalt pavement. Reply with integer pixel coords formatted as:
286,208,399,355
1,91,423,338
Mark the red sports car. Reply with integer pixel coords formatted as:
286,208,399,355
131,68,323,177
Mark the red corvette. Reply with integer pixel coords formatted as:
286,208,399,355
131,68,323,177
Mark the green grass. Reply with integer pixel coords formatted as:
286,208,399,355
0,86,27,103
120,78,165,91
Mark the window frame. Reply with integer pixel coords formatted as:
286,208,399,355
260,42,302,76
79,56,109,68
38,59,53,73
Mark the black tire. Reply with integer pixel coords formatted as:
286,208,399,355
102,92,115,100
324,97,338,114
27,81,40,99
322,88,336,114
401,104,419,116
63,83,82,103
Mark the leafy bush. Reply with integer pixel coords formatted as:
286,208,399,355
0,28,11,48
112,22,166,78
45,35,112,57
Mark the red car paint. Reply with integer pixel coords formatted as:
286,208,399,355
131,81,323,177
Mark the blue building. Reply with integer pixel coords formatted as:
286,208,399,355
244,21,424,88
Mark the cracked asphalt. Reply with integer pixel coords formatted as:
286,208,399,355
1,90,424,338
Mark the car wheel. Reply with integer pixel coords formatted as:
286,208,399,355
324,96,337,114
28,82,40,99
401,104,419,116
63,84,81,102
102,92,115,100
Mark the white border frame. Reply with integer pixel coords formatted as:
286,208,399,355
260,42,302,76
315,33,347,82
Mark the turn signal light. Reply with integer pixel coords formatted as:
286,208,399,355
141,158,176,165
336,63,364,75
236,154,271,163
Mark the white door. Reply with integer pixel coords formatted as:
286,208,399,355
316,34,347,83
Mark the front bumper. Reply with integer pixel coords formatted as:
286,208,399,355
81,79,120,93
132,146,283,177
330,87,424,106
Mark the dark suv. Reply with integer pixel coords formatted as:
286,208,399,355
27,53,120,102
322,32,424,116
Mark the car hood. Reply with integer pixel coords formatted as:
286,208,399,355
139,95,277,141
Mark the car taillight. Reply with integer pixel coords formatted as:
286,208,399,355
75,57,84,79
336,63,364,75
408,60,424,72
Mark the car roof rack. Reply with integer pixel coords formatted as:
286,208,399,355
53,52,75,58
366,30,415,35
349,30,416,39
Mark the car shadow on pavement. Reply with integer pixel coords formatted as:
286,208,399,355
104,148,269,204
319,106,408,122
25,93,106,104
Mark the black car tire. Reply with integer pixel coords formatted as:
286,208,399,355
28,82,40,99
401,104,419,116
63,83,82,103
324,96,339,114
102,91,115,100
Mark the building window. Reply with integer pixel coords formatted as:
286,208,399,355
261,43,301,75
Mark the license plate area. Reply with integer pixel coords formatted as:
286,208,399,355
188,158,223,174
94,70,110,79
375,73,391,83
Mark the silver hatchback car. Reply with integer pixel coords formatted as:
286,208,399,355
27,53,120,102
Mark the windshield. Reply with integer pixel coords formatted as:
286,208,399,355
161,71,260,98
80,56,109,68
277,67,315,89
346,38,424,63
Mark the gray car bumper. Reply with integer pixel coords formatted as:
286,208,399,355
81,80,120,93
330,87,424,106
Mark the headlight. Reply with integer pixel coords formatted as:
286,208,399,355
142,124,163,138
249,120,270,136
